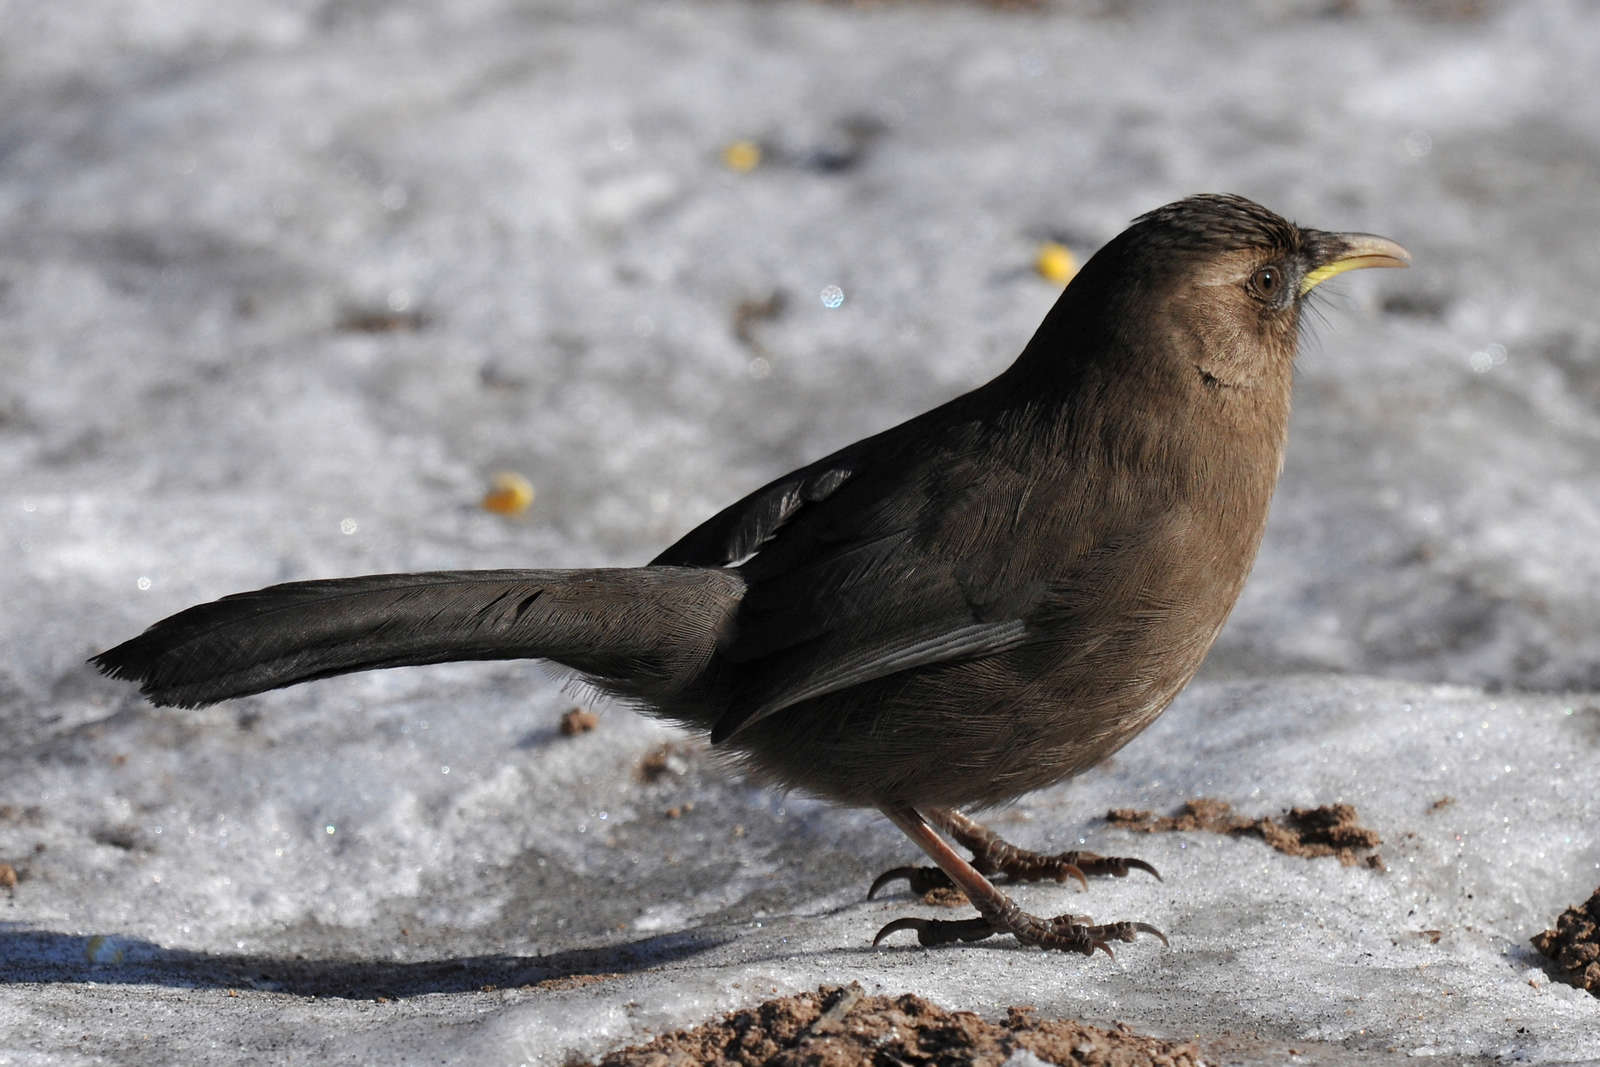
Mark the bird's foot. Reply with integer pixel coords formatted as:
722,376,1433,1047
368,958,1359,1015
873,900,1167,956
867,808,1159,900
871,805,1169,956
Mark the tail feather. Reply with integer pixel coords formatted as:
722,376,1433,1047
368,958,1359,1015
91,567,744,708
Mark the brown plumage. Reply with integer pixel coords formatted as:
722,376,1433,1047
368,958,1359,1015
93,194,1408,953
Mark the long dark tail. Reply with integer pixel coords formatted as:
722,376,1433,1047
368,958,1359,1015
92,567,744,709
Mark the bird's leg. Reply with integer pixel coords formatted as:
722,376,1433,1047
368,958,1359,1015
867,806,1159,901
871,805,1166,955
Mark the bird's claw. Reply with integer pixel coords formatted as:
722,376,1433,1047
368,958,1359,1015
872,915,997,946
1037,859,1090,890
867,865,956,900
1072,853,1163,883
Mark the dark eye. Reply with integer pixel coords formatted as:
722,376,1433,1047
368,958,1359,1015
1249,265,1282,300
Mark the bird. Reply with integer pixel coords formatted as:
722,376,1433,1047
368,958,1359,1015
93,194,1409,955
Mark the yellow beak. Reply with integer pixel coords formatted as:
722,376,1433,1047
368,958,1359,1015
1299,233,1411,295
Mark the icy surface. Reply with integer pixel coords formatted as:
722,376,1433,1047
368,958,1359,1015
3,1,1599,1063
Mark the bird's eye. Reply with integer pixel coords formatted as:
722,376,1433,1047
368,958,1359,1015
1249,266,1281,299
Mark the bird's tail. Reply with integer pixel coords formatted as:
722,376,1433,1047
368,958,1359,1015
91,567,744,709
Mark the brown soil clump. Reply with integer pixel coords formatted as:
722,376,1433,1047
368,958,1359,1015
636,741,698,783
1531,886,1600,995
559,707,599,735
593,983,1202,1066
1107,797,1383,869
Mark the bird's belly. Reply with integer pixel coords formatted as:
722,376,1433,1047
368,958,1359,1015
723,624,1216,812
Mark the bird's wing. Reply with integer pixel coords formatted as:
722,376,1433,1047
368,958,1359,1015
709,462,1173,743
699,401,1064,741
711,609,1029,742
651,384,1094,744
650,449,860,567
652,381,1000,569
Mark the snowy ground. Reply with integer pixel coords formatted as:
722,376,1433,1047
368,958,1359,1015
3,1,1599,1062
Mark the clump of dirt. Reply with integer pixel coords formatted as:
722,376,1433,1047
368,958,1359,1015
1531,886,1600,995
1107,798,1383,869
591,982,1202,1066
636,741,698,783
559,706,599,735
922,884,968,908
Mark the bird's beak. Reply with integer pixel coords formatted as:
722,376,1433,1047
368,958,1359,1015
1299,232,1411,295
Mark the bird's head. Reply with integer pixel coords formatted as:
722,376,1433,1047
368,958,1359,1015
1029,194,1409,394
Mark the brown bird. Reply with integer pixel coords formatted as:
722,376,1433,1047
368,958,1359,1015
93,194,1409,954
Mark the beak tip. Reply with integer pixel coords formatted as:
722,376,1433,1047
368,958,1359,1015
1299,232,1411,294
1339,232,1412,270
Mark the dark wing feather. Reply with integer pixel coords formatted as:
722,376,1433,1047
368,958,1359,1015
710,615,1029,742
669,385,1060,740
648,379,1071,744
650,455,858,567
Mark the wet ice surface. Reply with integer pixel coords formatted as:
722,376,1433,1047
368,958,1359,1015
4,1,1599,1062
